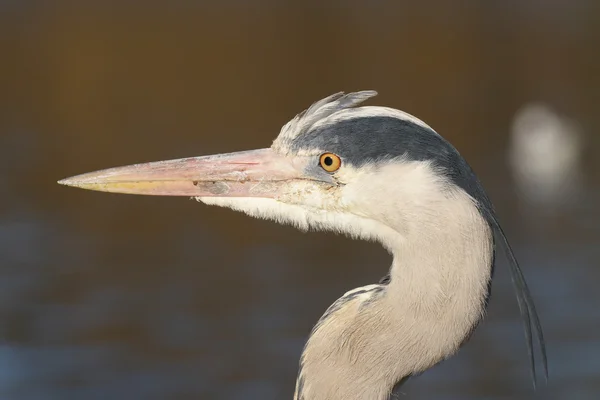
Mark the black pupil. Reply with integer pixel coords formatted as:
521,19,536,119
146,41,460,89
324,156,333,166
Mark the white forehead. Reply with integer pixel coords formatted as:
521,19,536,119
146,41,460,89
312,106,433,132
272,91,434,152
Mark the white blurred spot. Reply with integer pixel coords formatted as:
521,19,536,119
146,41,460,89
508,103,583,208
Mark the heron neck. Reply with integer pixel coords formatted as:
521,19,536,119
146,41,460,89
383,188,494,374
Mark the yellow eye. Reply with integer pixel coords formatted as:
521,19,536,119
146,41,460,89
319,153,342,172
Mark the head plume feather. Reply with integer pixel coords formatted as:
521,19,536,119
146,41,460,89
273,90,378,151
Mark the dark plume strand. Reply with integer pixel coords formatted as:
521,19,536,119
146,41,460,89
492,217,548,387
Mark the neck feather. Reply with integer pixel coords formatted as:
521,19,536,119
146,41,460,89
384,187,494,375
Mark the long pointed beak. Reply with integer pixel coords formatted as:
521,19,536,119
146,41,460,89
58,148,311,198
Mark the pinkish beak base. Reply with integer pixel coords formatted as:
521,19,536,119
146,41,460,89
58,148,310,198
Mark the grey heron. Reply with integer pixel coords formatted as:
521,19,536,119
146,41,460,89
59,91,547,399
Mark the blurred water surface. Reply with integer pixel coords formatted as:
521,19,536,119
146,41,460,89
1,2,599,399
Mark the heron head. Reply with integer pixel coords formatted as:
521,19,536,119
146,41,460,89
58,91,489,245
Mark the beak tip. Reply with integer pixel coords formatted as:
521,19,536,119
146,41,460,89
58,177,85,188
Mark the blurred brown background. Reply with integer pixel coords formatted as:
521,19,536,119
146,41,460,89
1,1,599,399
